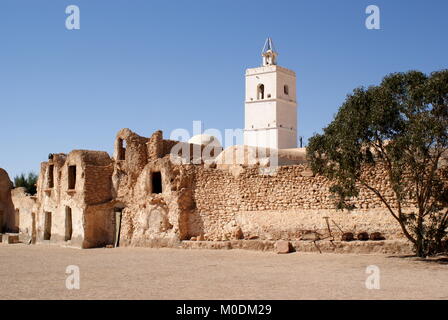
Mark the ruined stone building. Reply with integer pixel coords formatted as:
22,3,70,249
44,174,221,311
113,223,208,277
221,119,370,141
3,39,414,252
0,169,16,234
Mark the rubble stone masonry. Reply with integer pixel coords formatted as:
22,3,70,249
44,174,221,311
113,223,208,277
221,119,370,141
7,129,415,251
190,164,407,241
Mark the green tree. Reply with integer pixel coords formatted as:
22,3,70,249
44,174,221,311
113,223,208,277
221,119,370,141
14,172,38,195
307,70,448,257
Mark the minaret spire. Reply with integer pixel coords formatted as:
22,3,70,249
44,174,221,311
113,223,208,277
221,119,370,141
261,37,278,66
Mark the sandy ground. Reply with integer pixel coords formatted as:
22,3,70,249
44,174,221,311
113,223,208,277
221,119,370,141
0,243,447,300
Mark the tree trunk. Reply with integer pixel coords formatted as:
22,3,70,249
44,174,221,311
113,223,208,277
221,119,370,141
416,214,425,258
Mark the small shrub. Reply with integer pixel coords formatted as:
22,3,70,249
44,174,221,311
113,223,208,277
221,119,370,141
14,172,38,195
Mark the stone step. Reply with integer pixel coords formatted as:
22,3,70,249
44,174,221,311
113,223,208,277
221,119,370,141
180,239,413,255
1,233,20,244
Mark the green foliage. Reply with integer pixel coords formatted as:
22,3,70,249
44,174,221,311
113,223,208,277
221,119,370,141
307,70,448,257
14,172,38,195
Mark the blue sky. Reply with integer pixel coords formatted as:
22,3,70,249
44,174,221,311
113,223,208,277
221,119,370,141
1,0,447,179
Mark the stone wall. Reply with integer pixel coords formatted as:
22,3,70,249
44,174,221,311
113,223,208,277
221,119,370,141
115,157,195,247
189,164,408,241
111,131,413,248
115,128,149,178
12,129,420,252
11,187,37,243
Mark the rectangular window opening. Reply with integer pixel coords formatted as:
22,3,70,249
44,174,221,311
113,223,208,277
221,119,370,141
68,165,77,190
151,171,162,194
48,165,54,188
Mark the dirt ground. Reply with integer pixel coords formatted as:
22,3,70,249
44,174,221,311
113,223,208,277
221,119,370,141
0,243,447,300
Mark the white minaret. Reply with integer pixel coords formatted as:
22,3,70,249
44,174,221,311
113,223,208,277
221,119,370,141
244,38,297,150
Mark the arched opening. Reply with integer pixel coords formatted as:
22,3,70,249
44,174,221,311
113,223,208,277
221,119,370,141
257,84,265,100
284,85,289,95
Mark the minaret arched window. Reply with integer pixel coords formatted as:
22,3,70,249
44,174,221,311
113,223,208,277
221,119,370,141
284,85,289,95
257,84,265,100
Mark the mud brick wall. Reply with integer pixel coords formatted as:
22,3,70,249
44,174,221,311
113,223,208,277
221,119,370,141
84,165,114,205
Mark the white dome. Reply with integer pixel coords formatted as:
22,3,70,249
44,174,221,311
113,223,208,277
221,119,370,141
188,134,222,149
214,145,270,166
214,145,307,167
